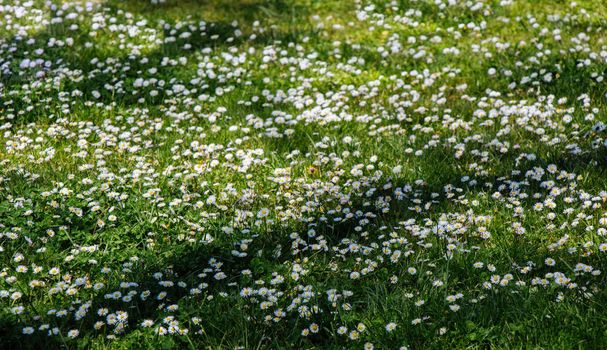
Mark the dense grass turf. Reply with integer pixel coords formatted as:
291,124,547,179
2,0,607,348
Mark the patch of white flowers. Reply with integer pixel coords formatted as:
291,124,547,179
1,0,607,348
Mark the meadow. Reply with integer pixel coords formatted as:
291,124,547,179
2,0,607,348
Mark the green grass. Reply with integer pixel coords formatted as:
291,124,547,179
2,0,607,349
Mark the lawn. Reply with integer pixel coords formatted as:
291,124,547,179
2,0,607,348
